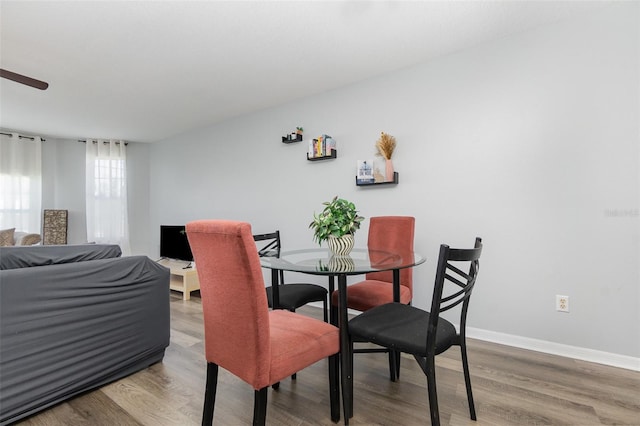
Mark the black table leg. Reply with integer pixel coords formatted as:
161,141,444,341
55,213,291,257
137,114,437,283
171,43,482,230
271,268,280,309
392,268,401,378
337,273,352,422
392,269,400,302
328,275,337,326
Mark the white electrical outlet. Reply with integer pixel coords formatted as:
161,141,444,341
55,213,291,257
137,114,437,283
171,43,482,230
556,295,569,313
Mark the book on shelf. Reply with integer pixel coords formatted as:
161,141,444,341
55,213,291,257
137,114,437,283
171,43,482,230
356,159,375,184
325,136,336,155
308,134,336,158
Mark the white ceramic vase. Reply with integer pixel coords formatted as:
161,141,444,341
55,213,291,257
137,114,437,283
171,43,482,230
327,234,354,256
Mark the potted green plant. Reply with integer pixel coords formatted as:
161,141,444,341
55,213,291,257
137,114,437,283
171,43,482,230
309,196,364,255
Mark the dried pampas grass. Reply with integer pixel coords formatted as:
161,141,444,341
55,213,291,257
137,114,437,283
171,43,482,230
375,132,396,160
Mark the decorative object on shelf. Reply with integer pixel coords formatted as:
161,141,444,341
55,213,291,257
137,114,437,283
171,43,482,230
373,158,386,183
356,159,375,184
308,134,336,159
375,132,397,182
356,171,399,186
385,159,394,182
282,126,303,143
309,195,364,256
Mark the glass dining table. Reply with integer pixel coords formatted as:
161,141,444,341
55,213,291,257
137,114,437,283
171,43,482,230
259,247,426,423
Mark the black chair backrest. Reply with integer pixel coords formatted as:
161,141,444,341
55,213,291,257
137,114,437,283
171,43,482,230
428,237,482,351
253,231,281,258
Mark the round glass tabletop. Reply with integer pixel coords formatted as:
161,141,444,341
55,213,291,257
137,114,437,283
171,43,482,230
259,247,425,275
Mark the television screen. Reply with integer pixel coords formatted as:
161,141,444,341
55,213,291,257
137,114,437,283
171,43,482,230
160,225,193,261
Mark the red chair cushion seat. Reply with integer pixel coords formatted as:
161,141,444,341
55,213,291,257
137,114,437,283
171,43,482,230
267,310,339,387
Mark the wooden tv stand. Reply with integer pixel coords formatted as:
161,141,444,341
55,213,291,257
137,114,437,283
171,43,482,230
157,258,200,300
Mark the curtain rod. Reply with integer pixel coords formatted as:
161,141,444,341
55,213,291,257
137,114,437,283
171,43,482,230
0,131,46,141
78,140,128,146
0,132,127,145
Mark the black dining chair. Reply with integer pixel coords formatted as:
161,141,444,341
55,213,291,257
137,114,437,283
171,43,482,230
254,231,330,382
254,231,329,323
348,237,483,426
331,216,415,381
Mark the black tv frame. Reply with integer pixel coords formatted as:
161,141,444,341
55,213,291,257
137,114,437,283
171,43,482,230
160,225,193,262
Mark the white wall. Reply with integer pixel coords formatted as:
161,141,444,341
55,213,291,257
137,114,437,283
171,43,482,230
147,4,638,362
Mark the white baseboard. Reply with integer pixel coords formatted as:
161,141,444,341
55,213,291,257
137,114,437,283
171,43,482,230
467,327,640,372
305,302,640,372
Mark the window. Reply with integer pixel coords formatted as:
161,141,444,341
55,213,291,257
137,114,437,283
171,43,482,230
0,133,42,233
85,140,130,254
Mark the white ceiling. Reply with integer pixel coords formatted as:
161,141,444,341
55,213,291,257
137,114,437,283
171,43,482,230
0,0,606,143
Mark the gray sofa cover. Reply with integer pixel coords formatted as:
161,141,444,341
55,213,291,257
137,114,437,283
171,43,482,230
0,244,170,425
0,243,123,270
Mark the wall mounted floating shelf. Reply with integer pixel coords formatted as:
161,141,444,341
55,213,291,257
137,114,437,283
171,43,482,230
307,150,337,161
356,172,399,186
282,134,303,143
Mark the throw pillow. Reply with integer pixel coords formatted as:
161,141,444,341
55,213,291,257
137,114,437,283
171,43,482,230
19,233,42,246
0,228,16,246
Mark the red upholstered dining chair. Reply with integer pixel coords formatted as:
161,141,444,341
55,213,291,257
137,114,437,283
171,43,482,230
186,220,341,425
331,216,415,381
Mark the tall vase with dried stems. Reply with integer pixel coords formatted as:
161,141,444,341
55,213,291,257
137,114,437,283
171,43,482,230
385,159,394,182
376,132,397,182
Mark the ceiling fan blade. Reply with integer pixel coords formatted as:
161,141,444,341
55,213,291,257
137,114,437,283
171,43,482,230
0,68,49,90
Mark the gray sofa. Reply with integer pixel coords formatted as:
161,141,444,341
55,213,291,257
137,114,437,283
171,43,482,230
0,244,170,425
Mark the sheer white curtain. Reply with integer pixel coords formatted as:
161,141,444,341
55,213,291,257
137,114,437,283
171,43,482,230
0,133,42,233
85,140,130,255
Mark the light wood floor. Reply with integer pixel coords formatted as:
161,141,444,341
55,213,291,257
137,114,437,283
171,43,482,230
17,292,640,425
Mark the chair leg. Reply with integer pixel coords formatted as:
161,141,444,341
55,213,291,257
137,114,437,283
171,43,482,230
425,355,440,426
460,341,477,420
202,362,218,426
329,353,340,422
346,337,354,422
289,307,298,381
322,298,328,323
388,350,397,382
330,303,338,327
253,387,268,426
350,346,355,419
